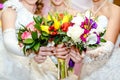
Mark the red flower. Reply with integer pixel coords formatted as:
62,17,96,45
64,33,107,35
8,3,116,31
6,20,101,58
59,13,64,20
61,22,71,32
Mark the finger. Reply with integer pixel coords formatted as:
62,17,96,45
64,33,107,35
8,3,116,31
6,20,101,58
56,47,68,52
70,49,77,54
70,51,83,61
69,51,77,59
70,55,80,63
56,54,69,59
40,46,55,52
56,43,64,48
55,51,69,56
70,54,82,63
38,51,53,56
34,56,46,63
35,55,47,60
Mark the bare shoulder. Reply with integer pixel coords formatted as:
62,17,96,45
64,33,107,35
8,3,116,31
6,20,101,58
110,3,120,17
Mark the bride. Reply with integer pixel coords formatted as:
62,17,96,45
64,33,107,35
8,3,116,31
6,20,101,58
0,0,59,80
69,0,120,80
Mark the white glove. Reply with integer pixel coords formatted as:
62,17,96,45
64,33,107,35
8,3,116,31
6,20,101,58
3,28,24,56
84,41,114,62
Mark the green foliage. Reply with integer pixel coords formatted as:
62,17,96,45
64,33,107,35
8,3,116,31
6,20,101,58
32,31,38,40
33,16,43,24
23,39,34,44
33,42,40,52
100,38,106,43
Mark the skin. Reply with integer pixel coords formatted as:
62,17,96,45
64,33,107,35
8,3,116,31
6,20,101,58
51,0,64,6
92,0,100,2
50,0,78,16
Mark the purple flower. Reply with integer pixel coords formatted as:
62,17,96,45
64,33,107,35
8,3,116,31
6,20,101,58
68,58,75,68
80,22,84,28
85,17,89,25
90,19,97,29
94,32,100,44
80,30,89,42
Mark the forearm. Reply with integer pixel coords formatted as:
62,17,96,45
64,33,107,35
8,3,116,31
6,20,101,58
3,28,24,56
84,41,114,62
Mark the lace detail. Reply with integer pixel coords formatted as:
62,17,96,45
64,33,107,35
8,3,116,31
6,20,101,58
83,41,114,63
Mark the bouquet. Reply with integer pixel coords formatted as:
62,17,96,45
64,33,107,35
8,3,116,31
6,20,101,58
17,12,72,79
67,10,106,70
45,12,72,79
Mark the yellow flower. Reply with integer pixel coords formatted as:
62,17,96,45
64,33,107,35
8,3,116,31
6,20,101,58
53,17,60,30
62,14,71,23
40,25,49,34
47,14,52,21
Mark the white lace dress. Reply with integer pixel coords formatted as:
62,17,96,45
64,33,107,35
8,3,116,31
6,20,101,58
0,0,58,80
79,15,120,80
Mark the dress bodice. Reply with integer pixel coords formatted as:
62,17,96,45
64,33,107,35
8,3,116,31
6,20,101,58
3,0,34,30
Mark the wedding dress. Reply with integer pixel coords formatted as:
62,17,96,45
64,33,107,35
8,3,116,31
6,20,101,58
0,0,58,80
79,15,120,80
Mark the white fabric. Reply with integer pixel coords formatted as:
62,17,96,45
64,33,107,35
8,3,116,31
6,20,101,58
0,0,58,80
3,28,24,56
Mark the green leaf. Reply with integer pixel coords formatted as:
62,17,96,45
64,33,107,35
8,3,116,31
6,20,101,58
100,38,106,43
33,16,43,24
100,30,106,37
34,24,41,31
37,16,43,24
54,36,62,45
47,20,54,26
42,31,49,37
33,43,40,52
32,32,38,40
27,41,36,49
88,44,99,48
62,36,70,43
23,38,34,44
23,46,26,55
17,32,22,41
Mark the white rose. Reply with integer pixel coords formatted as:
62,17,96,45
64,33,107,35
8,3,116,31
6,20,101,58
71,13,84,25
86,33,98,45
67,24,84,43
96,15,108,33
84,10,92,18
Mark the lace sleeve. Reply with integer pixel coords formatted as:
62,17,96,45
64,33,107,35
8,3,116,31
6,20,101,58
3,28,24,56
84,41,114,62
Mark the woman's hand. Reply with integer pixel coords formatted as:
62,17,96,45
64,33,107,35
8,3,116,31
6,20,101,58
54,44,69,59
69,46,83,63
34,46,55,63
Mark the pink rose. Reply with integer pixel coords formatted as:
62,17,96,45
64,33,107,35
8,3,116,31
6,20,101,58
21,31,32,40
26,22,36,31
